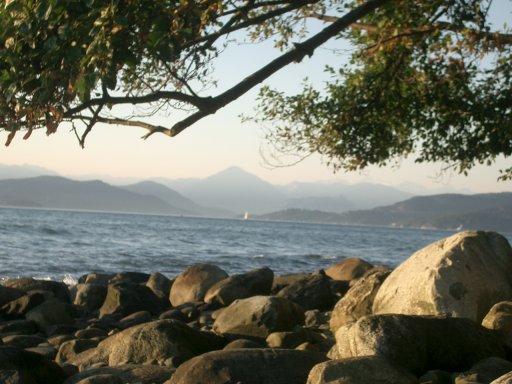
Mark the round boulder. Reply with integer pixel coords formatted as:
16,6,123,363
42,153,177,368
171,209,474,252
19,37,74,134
307,356,417,384
330,268,391,333
170,264,228,307
204,267,273,307
213,295,305,339
69,319,225,369
373,231,512,322
74,284,108,312
167,348,326,384
324,258,374,282
482,301,512,349
276,272,334,311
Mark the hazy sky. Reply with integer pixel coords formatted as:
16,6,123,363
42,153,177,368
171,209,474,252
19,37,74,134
2,3,511,194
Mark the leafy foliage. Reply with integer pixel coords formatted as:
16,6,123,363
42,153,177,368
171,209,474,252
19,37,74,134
0,0,510,179
255,0,512,179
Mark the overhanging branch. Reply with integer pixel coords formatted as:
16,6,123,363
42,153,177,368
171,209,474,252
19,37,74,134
149,0,390,138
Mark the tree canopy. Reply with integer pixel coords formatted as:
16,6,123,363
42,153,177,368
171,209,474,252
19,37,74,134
1,0,511,178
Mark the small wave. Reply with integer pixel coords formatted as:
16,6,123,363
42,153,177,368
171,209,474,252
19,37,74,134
40,227,71,236
323,255,337,260
252,254,265,259
304,254,323,260
63,274,78,286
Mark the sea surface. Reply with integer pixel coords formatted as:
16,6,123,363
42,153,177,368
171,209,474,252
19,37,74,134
1,207,509,284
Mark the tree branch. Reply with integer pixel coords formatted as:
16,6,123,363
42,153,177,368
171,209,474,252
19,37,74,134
151,0,390,138
183,0,321,50
79,116,174,138
64,91,209,117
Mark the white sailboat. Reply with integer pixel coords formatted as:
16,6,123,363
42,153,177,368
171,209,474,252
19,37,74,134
243,211,249,220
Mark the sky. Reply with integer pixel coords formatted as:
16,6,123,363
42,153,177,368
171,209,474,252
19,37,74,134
1,3,511,194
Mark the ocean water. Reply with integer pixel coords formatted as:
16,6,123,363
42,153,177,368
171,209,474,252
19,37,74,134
0,207,504,284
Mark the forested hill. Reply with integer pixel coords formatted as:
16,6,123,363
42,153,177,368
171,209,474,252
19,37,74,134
340,193,512,231
257,193,512,232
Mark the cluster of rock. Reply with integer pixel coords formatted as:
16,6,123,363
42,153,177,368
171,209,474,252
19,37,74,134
1,230,512,383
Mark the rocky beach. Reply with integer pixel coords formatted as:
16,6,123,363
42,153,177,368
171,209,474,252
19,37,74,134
1,230,512,383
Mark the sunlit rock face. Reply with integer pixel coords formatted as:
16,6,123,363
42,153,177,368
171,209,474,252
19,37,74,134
373,231,512,322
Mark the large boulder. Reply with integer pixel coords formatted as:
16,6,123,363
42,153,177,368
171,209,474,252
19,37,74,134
99,283,166,318
63,365,175,384
0,291,46,319
25,299,75,332
0,346,67,383
335,314,507,376
167,348,327,384
56,339,99,364
170,264,228,306
483,301,512,349
0,286,24,307
2,278,70,302
276,272,334,311
70,319,225,369
146,272,172,304
74,284,108,312
108,272,151,285
324,258,374,282
213,296,305,339
204,267,273,307
330,268,391,333
373,231,512,322
307,356,418,384
454,357,512,384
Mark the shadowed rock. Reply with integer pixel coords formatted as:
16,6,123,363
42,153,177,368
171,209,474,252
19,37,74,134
335,314,507,376
2,278,70,303
204,267,273,307
70,319,225,370
307,356,417,384
0,346,67,384
276,272,334,311
330,268,391,333
99,283,167,318
167,348,327,384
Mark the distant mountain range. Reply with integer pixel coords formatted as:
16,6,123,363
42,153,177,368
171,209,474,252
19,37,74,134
257,193,512,232
0,164,510,232
155,166,413,214
340,193,512,231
